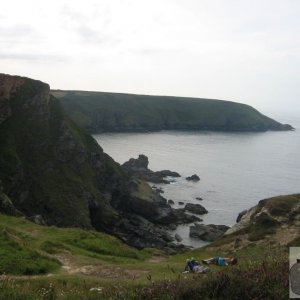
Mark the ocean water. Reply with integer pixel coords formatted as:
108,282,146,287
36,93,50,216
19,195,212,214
93,114,300,247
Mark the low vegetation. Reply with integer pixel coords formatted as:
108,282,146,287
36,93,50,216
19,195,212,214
0,210,295,299
52,90,291,133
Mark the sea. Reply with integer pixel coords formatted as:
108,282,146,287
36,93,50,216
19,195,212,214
93,113,300,247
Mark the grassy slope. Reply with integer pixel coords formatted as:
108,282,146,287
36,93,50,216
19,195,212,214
0,192,300,299
52,90,288,132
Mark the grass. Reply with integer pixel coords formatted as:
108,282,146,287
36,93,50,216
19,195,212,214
0,212,295,299
52,90,288,133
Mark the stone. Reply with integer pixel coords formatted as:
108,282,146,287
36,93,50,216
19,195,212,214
196,197,203,201
236,209,247,223
178,201,184,205
189,224,229,241
168,199,175,205
186,174,200,181
184,203,208,215
122,155,181,184
175,233,183,242
28,214,47,226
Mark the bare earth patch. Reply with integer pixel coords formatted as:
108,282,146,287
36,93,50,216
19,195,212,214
54,253,149,279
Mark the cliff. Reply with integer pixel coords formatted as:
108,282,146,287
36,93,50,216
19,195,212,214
52,90,293,133
207,194,300,251
0,74,185,250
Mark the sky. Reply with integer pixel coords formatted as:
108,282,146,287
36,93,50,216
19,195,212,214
1,0,300,117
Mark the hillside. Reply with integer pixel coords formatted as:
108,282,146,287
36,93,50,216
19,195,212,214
0,194,297,299
206,194,300,251
52,90,293,133
0,73,187,251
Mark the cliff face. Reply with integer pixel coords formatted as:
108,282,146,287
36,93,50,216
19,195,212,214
52,90,293,133
0,74,180,250
207,194,300,251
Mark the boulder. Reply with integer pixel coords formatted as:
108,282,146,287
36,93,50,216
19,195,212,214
196,197,203,201
186,174,200,181
178,201,184,205
168,199,175,205
175,233,183,242
184,203,208,215
189,224,230,241
27,214,47,226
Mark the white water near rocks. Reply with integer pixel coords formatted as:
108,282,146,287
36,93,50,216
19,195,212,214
93,113,300,248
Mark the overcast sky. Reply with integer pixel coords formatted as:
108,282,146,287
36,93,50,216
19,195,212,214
1,0,299,117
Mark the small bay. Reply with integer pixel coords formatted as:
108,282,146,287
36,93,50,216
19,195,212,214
93,114,300,247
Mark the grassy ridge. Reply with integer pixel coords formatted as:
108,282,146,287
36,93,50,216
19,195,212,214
52,90,291,132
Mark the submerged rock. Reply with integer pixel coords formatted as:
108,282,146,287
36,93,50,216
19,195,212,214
186,174,200,181
196,197,203,201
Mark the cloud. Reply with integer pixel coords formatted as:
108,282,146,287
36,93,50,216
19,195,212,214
60,4,120,46
0,52,68,63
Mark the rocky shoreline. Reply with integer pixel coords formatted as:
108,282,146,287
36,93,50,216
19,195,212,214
121,154,229,247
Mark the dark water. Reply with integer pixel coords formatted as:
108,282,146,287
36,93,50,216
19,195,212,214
93,114,300,247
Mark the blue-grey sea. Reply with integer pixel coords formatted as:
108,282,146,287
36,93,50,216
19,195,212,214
93,113,300,247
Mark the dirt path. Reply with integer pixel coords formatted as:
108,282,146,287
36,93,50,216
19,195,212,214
54,253,149,279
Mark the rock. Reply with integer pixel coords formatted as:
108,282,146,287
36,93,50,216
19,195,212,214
115,213,191,252
27,214,47,226
175,233,183,242
172,208,202,224
122,154,149,172
184,203,208,215
236,209,247,223
196,197,203,201
189,224,229,241
154,170,180,178
178,201,184,205
186,174,200,181
168,224,177,230
168,199,175,205
122,155,180,184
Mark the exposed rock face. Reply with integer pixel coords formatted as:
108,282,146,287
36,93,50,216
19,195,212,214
122,154,149,172
0,74,189,251
0,74,25,125
225,194,300,237
204,194,300,252
186,174,200,181
236,209,247,223
184,203,208,215
122,155,180,184
190,224,229,241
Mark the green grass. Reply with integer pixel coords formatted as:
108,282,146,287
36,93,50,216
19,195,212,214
0,231,60,275
52,90,290,133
